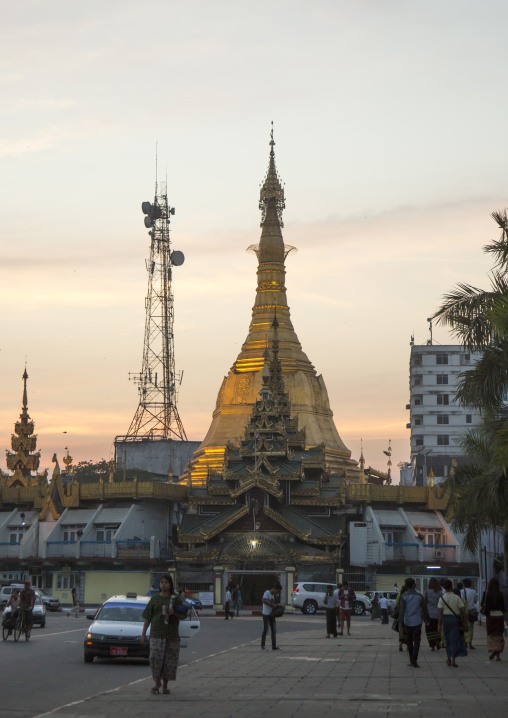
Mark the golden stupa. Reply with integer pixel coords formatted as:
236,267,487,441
183,130,360,486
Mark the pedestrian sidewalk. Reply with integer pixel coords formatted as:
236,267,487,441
36,619,506,718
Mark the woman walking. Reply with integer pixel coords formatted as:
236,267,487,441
423,578,442,651
438,579,468,667
482,577,505,661
141,575,185,694
69,587,79,618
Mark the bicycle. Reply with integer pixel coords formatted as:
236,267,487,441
13,609,31,641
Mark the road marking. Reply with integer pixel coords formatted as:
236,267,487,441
32,628,85,638
31,638,260,718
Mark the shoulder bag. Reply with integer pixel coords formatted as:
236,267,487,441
441,596,465,636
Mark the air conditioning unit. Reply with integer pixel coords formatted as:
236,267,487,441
434,550,445,560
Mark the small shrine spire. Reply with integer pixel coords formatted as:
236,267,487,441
259,122,285,228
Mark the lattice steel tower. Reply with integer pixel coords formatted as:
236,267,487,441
125,180,187,441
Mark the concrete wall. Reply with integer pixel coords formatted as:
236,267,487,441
83,571,151,604
114,439,201,478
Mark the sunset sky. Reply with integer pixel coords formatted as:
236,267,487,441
1,1,507,479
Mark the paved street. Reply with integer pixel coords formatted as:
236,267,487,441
2,612,505,718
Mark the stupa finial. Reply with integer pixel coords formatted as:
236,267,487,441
22,367,28,410
259,122,285,227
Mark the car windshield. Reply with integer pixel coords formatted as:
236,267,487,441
96,602,145,622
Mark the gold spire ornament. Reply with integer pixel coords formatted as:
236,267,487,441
182,129,360,487
5,369,42,488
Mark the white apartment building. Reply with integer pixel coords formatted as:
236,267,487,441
405,343,481,486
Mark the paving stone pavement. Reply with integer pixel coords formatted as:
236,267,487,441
35,619,507,718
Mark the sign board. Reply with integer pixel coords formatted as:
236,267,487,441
198,591,214,607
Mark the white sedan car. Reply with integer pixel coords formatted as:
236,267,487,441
84,593,200,663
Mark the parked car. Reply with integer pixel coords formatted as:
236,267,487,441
84,593,200,663
291,582,372,616
34,589,60,612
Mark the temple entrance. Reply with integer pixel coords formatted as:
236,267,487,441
228,572,280,607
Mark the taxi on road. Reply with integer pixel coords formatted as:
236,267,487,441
84,592,200,663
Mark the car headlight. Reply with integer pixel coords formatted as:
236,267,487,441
87,633,107,641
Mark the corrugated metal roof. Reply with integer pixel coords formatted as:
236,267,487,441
94,508,130,525
61,509,95,525
373,510,407,527
406,511,443,528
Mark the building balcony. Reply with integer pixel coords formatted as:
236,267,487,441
79,541,115,559
384,542,420,562
422,545,456,563
46,541,79,558
0,542,22,559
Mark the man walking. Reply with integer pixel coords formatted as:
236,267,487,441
338,581,356,636
379,593,390,624
323,585,338,638
399,577,430,668
224,586,234,620
261,582,282,650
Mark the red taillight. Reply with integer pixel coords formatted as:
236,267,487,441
293,587,299,592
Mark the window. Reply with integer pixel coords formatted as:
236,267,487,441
63,525,84,542
437,394,449,405
414,417,422,426
413,356,422,367
415,437,424,446
437,415,449,425
466,415,472,424
464,353,470,362
413,376,422,386
436,354,448,365
437,374,448,385
96,529,114,541
437,435,450,446
56,573,76,590
414,395,423,406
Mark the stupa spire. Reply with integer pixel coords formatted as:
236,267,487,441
259,122,285,228
181,131,360,487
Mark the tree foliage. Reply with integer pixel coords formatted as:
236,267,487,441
72,459,166,483
433,209,508,569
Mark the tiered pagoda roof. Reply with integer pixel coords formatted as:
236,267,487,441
178,317,347,562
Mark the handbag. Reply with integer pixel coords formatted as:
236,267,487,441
391,618,399,632
272,605,285,618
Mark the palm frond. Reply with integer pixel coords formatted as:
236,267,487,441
455,341,508,411
484,209,508,269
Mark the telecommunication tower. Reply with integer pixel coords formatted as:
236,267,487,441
124,179,187,441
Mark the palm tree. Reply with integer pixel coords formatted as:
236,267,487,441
433,209,508,413
433,208,508,576
445,415,508,576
